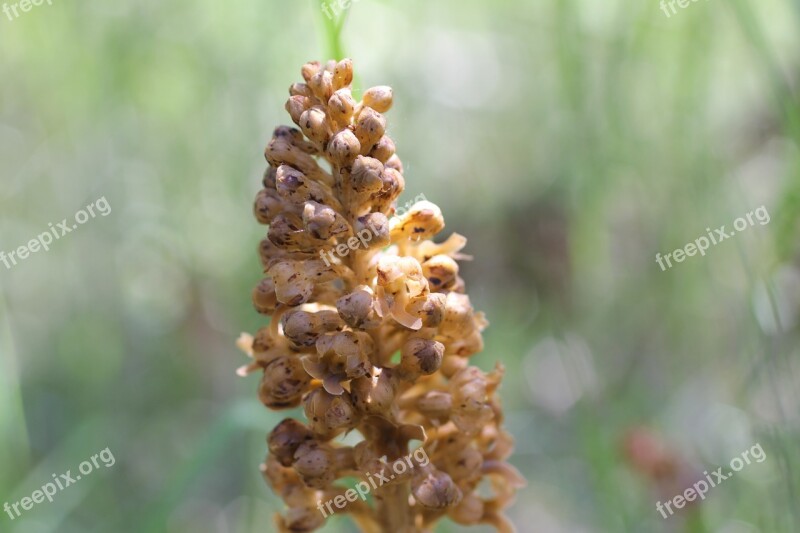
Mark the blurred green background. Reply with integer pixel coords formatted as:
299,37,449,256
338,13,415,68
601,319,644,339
1,0,800,531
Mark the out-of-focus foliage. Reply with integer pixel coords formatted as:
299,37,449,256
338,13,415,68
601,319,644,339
1,0,799,531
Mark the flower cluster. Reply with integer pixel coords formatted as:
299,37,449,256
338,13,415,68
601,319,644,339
238,58,524,532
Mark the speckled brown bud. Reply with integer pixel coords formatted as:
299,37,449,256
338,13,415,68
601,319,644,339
268,213,310,251
292,443,336,488
369,135,396,163
411,469,462,508
301,61,321,83
417,391,453,421
336,286,382,329
302,201,349,240
326,128,361,167
332,58,354,90
355,213,391,249
275,165,328,205
263,166,278,189
449,493,485,525
407,292,447,328
315,331,373,380
268,419,314,467
268,260,326,307
282,309,343,349
285,95,311,125
252,326,276,353
254,188,283,224
399,337,444,376
258,356,310,408
354,108,386,154
350,156,384,195
304,388,359,437
253,278,278,314
422,254,459,292
308,70,334,102
391,201,445,241
299,106,331,145
328,91,354,128
350,369,397,414
385,154,404,173
289,83,312,97
362,86,393,113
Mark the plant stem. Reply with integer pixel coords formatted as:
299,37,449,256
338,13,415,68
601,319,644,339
376,481,414,532
316,0,349,60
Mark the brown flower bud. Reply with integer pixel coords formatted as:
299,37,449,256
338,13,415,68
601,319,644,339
326,128,361,167
422,255,459,292
292,443,336,488
268,213,313,251
371,167,405,213
442,446,483,483
350,369,397,414
350,156,385,195
354,213,391,249
399,338,444,376
439,292,476,338
268,419,314,467
336,286,382,329
263,165,278,189
308,69,334,102
299,106,331,146
268,261,317,306
315,330,373,380
407,292,446,328
273,125,317,154
259,356,310,408
354,108,386,153
253,278,278,314
328,89,356,128
254,188,284,224
282,309,343,349
289,83,312,97
363,86,393,113
302,201,349,240
369,135,396,163
449,493,485,525
391,201,445,241
411,469,462,509
332,58,354,90
301,61,321,83
450,367,495,433
385,154,403,173
285,95,311,125
417,391,453,422
275,165,328,205
304,388,359,437
252,326,277,353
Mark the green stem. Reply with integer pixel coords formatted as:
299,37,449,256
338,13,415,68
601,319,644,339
316,0,349,61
